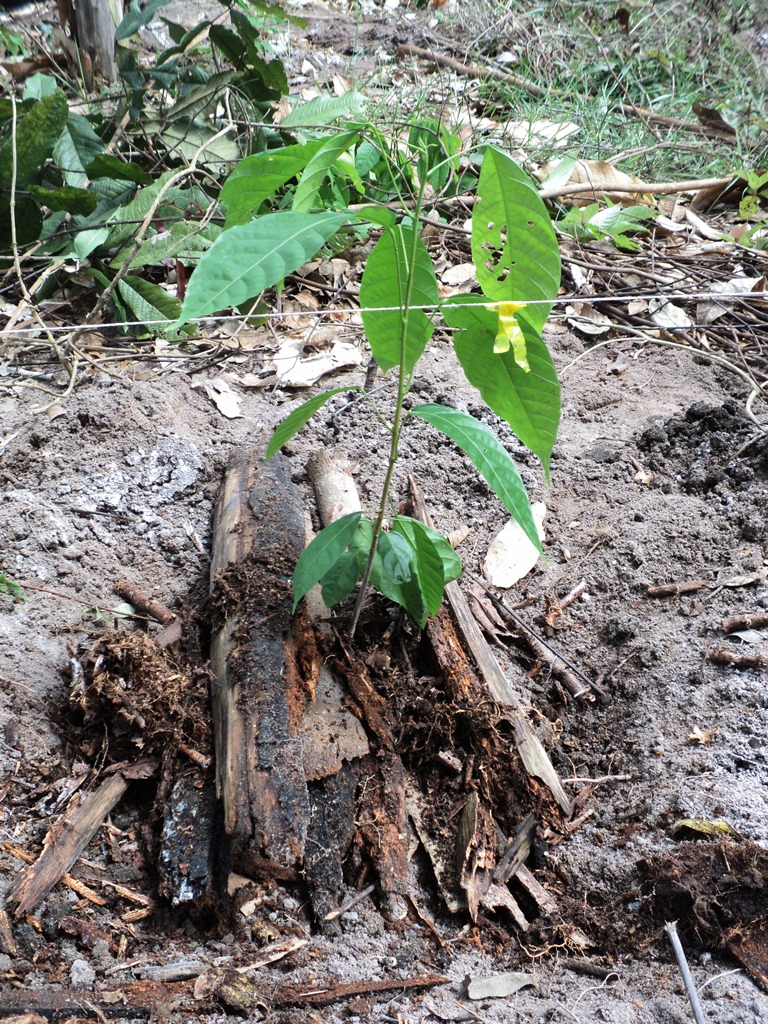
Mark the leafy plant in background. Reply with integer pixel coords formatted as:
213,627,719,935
176,144,560,630
556,200,656,251
0,573,26,601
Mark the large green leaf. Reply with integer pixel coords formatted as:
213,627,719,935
220,141,326,227
410,404,542,553
115,274,191,337
472,146,560,332
111,220,218,270
116,0,175,40
442,295,560,479
0,89,68,189
292,130,359,213
178,210,349,324
280,91,367,129
28,185,97,216
292,511,364,611
55,114,105,188
265,386,361,460
359,224,438,374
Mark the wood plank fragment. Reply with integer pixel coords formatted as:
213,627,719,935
209,451,313,863
11,774,127,918
456,792,495,922
494,812,537,884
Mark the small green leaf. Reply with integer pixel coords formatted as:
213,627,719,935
178,210,349,325
359,224,438,374
354,205,397,230
472,146,560,332
410,404,542,552
280,91,367,129
265,386,362,460
293,130,359,213
116,0,175,40
292,512,364,611
115,275,191,337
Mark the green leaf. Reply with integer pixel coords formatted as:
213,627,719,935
369,518,454,627
395,516,461,584
111,220,218,270
320,549,361,606
280,91,367,129
0,89,68,189
442,295,560,479
28,185,97,215
265,386,361,460
359,223,438,374
472,146,560,332
116,0,175,40
167,72,237,123
220,141,326,227
292,511,364,611
293,130,359,213
178,210,349,324
353,205,397,230
87,153,153,185
55,115,106,189
114,274,191,337
410,404,542,553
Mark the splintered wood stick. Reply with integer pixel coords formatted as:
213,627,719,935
11,774,127,917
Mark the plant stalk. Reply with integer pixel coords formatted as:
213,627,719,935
349,194,427,637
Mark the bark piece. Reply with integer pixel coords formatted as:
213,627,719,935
210,451,314,864
409,475,570,814
157,772,217,906
494,812,537,884
302,666,369,782
307,450,362,524
11,774,127,918
304,761,360,929
456,792,495,922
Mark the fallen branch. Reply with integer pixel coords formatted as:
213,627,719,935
396,43,550,99
617,103,737,142
538,175,736,201
113,580,176,626
722,612,768,633
647,580,710,598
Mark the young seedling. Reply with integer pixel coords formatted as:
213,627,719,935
263,145,561,633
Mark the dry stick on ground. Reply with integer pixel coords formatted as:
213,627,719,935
408,475,571,814
113,579,177,625
706,648,768,669
616,103,738,143
466,571,604,700
721,611,768,632
10,773,127,917
396,43,553,99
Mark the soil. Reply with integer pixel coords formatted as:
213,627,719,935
2,2,768,1023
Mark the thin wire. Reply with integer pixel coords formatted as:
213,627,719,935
1,290,766,335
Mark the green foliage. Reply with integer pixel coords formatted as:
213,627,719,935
267,145,562,628
177,210,350,323
359,223,438,374
472,148,560,332
557,201,656,250
0,573,25,600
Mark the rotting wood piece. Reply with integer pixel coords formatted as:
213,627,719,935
209,451,317,864
157,771,218,906
408,476,571,815
10,773,127,918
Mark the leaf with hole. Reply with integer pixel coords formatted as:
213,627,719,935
472,147,560,332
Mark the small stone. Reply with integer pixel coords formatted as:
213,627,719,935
70,958,96,988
